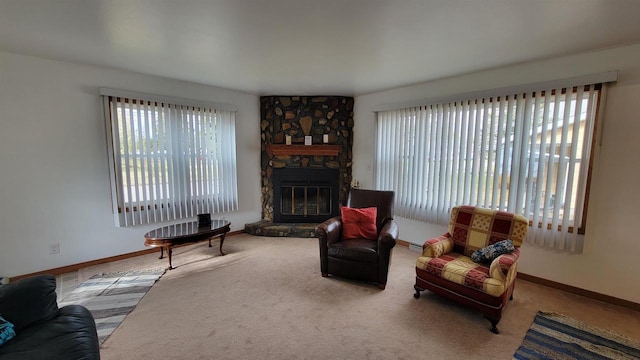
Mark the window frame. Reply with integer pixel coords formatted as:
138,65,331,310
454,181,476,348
101,88,239,227
373,78,610,252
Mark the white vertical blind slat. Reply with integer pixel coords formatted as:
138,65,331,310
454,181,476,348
432,105,438,217
134,99,147,224
462,101,472,206
438,103,447,222
552,89,572,249
202,108,212,214
141,100,152,224
477,99,488,207
451,102,463,208
392,110,402,199
510,94,526,213
562,86,585,251
470,100,481,207
221,109,229,212
160,105,172,222
105,97,124,226
121,99,134,226
168,104,179,220
149,101,161,223
500,96,515,211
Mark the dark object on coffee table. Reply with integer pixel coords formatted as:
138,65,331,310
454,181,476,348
198,213,211,227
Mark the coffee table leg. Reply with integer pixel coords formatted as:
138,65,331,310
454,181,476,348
219,233,226,255
165,244,174,270
159,246,164,259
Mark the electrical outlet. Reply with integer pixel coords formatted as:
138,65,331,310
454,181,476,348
50,243,60,254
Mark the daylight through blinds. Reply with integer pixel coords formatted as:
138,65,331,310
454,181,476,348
375,84,601,252
103,94,238,227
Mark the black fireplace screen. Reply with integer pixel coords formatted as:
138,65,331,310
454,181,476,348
280,186,332,216
272,168,339,223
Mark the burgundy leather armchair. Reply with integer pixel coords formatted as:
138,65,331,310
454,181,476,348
315,189,399,289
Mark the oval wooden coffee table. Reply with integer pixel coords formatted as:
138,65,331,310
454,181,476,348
144,219,231,270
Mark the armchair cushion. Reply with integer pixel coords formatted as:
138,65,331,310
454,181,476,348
327,238,379,262
417,253,508,297
341,206,377,240
471,239,515,263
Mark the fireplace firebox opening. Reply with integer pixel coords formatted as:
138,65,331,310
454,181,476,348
272,168,339,223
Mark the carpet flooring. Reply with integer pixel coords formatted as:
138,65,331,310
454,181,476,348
58,269,165,344
80,234,640,360
514,311,640,359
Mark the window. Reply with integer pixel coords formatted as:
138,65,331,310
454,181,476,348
101,89,238,227
375,82,604,252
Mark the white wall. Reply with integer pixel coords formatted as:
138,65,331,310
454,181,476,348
0,51,262,277
353,44,640,304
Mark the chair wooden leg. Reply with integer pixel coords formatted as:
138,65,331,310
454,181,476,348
483,315,501,334
413,285,423,299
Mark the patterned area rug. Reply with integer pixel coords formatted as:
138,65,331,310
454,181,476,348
514,311,640,359
58,269,165,344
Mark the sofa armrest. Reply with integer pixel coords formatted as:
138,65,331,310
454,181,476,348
0,275,59,331
489,248,521,281
422,233,453,258
0,305,100,360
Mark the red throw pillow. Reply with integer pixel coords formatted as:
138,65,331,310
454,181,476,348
341,206,378,240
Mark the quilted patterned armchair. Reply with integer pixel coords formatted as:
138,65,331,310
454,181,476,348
413,205,528,333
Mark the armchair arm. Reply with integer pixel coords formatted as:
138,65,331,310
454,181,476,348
315,216,342,246
316,216,342,276
378,219,399,252
376,219,399,288
421,233,454,258
489,248,521,282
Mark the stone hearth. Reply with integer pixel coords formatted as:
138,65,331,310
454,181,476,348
244,221,318,238
245,95,354,237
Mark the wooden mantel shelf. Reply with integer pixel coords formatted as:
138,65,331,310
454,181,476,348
267,144,340,156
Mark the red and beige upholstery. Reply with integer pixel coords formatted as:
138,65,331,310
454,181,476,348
414,205,528,333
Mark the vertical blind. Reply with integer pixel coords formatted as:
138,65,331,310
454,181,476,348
102,91,238,227
375,83,602,252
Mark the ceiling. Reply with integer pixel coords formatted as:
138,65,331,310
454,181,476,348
2,0,640,96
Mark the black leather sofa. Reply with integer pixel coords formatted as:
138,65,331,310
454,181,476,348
0,274,100,360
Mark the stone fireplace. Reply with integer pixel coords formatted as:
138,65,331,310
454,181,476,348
245,96,354,237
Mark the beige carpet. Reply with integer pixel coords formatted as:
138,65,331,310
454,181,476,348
85,234,640,360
